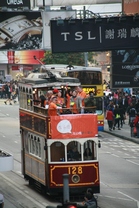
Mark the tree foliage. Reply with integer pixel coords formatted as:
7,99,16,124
42,51,96,66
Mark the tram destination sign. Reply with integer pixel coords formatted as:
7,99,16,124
50,15,139,53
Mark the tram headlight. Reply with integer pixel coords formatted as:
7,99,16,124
71,174,80,183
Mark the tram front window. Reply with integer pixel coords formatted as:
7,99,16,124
67,142,81,161
83,140,97,161
50,142,65,162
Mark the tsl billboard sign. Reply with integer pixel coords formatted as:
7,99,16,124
50,15,139,53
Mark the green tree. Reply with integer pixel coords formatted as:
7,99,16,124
42,51,96,66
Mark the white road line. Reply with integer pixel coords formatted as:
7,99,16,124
127,159,139,166
124,153,129,155
0,173,49,208
118,191,139,208
111,154,119,157
97,194,132,201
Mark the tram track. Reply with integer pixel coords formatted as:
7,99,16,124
0,157,58,208
9,157,87,205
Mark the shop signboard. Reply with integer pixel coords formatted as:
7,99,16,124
111,49,139,88
50,15,139,53
0,0,30,9
0,12,42,50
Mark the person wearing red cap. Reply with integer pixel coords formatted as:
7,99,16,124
53,88,59,94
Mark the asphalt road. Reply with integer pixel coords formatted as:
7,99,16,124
0,100,139,208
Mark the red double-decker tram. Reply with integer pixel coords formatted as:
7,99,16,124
19,71,100,195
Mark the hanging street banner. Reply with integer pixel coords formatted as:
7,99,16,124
50,15,139,53
0,12,42,50
0,0,30,9
111,49,139,88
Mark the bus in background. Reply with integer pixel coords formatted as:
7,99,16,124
43,64,104,131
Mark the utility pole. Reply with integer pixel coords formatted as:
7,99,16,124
83,6,88,67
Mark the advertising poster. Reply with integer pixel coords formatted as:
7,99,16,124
0,12,42,50
50,16,139,53
0,50,45,64
111,49,139,88
50,114,98,139
8,50,45,64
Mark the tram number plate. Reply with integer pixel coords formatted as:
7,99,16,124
68,166,82,175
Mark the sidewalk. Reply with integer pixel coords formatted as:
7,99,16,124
103,119,139,144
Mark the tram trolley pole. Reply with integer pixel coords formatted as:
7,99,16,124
63,174,70,204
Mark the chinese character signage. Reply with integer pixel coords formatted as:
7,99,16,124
50,114,98,139
0,0,30,9
50,16,139,53
0,12,42,50
111,49,139,88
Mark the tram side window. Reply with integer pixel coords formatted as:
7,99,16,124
50,142,65,162
67,141,81,161
83,140,97,161
28,134,44,160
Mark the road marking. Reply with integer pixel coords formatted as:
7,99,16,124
0,173,49,208
127,159,139,166
124,153,129,155
97,194,132,201
118,191,139,207
111,153,119,157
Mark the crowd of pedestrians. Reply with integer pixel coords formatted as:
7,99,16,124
104,89,139,137
0,81,18,105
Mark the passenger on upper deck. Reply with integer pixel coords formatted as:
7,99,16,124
56,90,65,107
40,92,46,108
48,96,62,116
65,89,73,108
70,90,81,114
44,90,53,105
84,91,95,113
77,86,87,108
